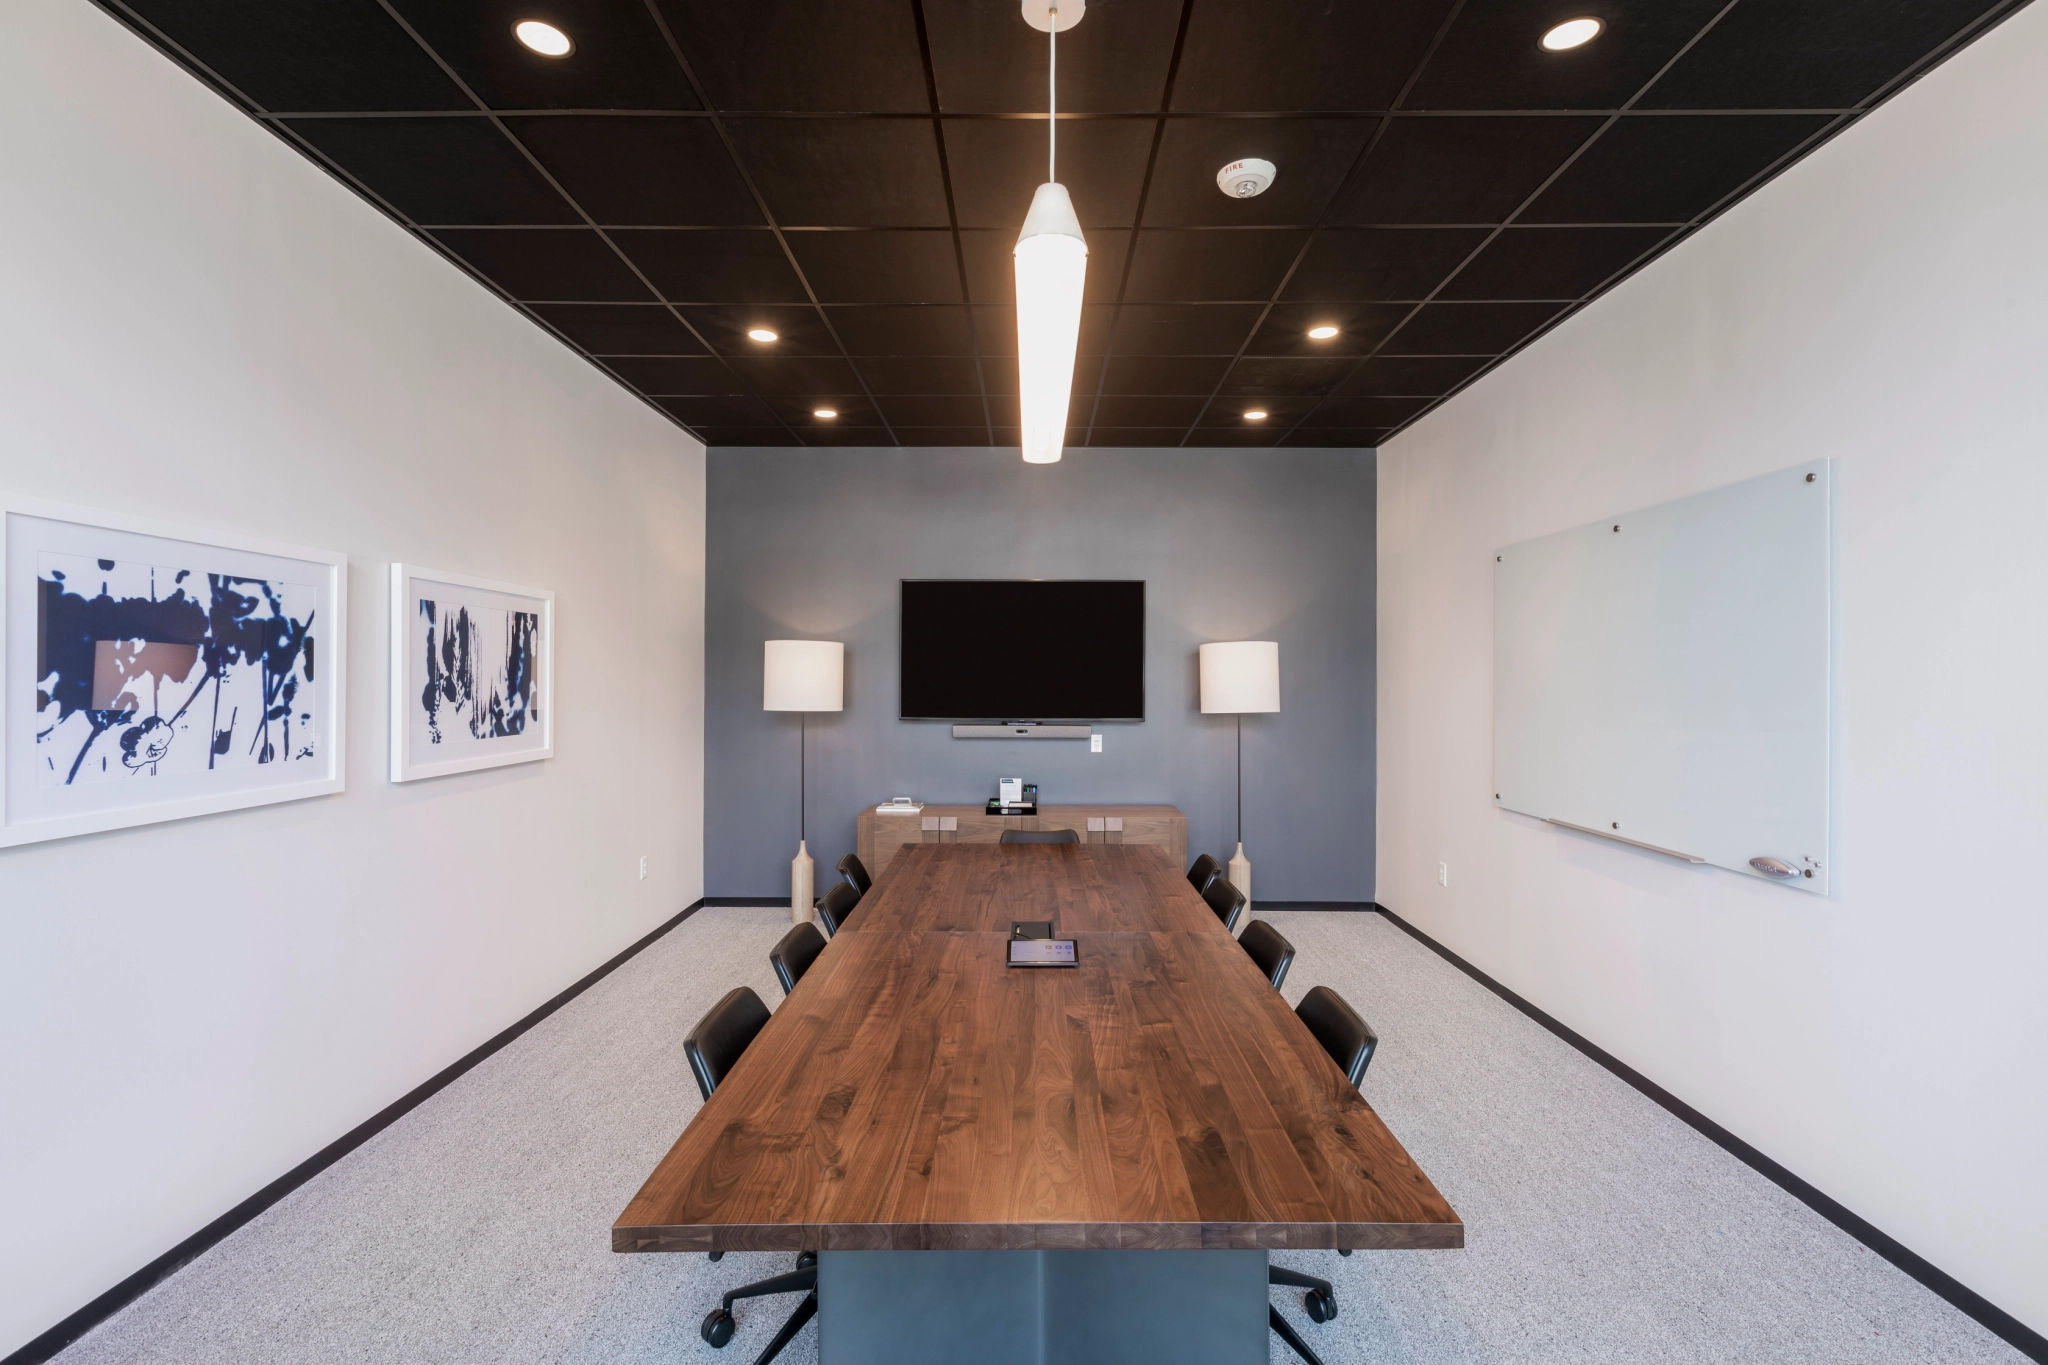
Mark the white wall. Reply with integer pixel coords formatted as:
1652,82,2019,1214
1377,1,2048,1339
0,0,705,1354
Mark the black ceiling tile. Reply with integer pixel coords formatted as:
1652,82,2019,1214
890,427,994,446
1217,357,1351,396
925,0,1182,112
123,0,467,111
829,306,978,355
804,426,897,446
1407,0,1731,110
1108,305,1263,355
1246,302,1411,355
987,394,1022,424
430,228,653,300
982,366,1022,398
1383,301,1563,353
1278,426,1391,447
959,230,1131,306
1333,355,1489,395
942,120,1156,229
783,232,963,304
1099,356,1233,395
609,356,751,393
650,394,781,425
722,120,951,226
1523,115,1834,224
1198,394,1321,426
878,396,990,427
990,427,1024,445
1327,117,1605,224
286,117,575,224
1298,394,1435,426
1171,0,1458,111
689,425,803,446
507,117,758,225
1184,427,1284,447
1092,396,1211,426
613,229,807,302
1439,226,1671,300
678,304,838,354
855,356,985,395
725,356,864,395
1085,429,1193,447
392,0,697,109
531,304,706,353
1142,120,1375,227
1640,0,1992,109
1123,230,1310,302
1280,228,1491,300
972,307,1018,354
653,0,929,111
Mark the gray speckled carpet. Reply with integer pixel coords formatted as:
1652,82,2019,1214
50,907,2023,1365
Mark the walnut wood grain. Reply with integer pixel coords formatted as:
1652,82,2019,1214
614,848,1462,1254
840,844,1223,936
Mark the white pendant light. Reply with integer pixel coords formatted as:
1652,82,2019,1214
1016,0,1087,464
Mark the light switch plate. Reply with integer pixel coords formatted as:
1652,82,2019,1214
1090,734,1103,752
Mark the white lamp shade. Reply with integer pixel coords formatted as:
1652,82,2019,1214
764,640,844,712
1014,182,1088,465
1199,641,1279,714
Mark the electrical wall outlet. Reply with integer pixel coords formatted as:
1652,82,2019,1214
639,855,648,881
1090,734,1103,753
1438,861,1448,887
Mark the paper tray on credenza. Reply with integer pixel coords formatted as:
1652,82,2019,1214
984,801,1039,816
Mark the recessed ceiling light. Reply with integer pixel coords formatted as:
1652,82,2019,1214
1540,17,1602,51
513,20,573,57
813,407,838,419
1307,325,1340,340
746,328,778,343
1243,409,1269,422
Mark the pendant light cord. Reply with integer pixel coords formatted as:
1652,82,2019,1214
1048,8,1057,183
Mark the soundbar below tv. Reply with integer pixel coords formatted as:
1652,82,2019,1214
900,580,1144,722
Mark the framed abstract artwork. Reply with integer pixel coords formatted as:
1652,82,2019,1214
2,495,346,848
389,564,553,783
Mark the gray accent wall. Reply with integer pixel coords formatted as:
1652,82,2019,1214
705,446,1375,901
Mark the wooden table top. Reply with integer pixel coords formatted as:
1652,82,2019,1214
614,845,1462,1254
839,843,1223,936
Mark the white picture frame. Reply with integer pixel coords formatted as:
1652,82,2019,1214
389,564,554,783
3,494,347,848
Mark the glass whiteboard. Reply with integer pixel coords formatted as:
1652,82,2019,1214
1493,461,1831,894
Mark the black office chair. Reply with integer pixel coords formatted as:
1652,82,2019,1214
686,988,819,1359
836,852,872,897
768,922,827,996
1268,986,1381,1364
999,828,1078,845
1202,876,1247,932
815,878,860,935
1237,919,1295,989
1186,852,1223,894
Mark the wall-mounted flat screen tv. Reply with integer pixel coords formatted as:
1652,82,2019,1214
900,580,1144,721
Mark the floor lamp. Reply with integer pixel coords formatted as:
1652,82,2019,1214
1199,641,1279,912
764,640,844,925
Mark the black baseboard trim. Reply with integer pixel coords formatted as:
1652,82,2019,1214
3,898,709,1365
702,896,796,907
1371,902,2047,1364
1252,901,1378,912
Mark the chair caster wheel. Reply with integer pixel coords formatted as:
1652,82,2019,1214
1337,1248,1352,1257
797,1251,818,1270
701,1308,735,1347
707,1250,724,1262
1304,1290,1337,1323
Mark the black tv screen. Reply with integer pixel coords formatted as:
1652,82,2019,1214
900,580,1145,721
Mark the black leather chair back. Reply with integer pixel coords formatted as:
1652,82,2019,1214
1296,986,1377,1088
999,828,1078,845
683,986,772,1101
816,878,861,935
769,922,828,996
836,852,872,896
1237,919,1295,990
1202,876,1247,932
1186,853,1222,894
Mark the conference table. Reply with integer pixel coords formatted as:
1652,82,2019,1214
614,843,1462,1364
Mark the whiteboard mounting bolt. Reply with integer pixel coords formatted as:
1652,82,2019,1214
1612,822,1619,829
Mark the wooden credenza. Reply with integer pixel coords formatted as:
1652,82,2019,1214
856,803,1186,881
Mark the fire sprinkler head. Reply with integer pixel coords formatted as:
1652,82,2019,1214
1217,158,1277,198
1020,0,1085,31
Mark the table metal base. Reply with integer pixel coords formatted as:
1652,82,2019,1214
816,1249,1268,1365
